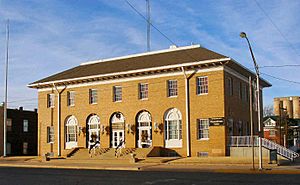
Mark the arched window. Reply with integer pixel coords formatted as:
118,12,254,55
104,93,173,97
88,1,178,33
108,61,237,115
88,115,100,142
164,108,182,148
137,111,152,148
65,115,78,149
110,112,125,148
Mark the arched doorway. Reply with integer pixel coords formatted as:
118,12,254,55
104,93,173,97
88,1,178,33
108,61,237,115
86,114,101,148
136,111,152,148
110,112,125,148
65,115,78,149
164,108,182,148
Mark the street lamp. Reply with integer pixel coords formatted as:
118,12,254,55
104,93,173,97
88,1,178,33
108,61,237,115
240,32,263,170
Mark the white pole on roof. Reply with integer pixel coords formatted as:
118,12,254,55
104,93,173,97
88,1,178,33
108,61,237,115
146,0,151,52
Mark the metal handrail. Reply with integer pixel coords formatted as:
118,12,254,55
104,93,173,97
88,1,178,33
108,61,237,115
228,136,299,161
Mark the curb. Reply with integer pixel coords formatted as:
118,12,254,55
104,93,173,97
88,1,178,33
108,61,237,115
0,163,140,171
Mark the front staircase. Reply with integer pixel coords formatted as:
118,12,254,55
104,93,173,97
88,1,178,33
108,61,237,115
229,136,300,161
67,147,161,161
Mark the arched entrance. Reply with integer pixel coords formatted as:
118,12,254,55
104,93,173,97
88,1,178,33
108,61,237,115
136,111,152,148
65,115,78,149
86,114,101,147
164,108,182,148
110,112,125,148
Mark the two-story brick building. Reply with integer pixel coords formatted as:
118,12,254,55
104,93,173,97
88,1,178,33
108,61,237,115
0,105,38,156
28,45,271,157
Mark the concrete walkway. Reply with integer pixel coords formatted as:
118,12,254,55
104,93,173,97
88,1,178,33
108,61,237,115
0,156,299,174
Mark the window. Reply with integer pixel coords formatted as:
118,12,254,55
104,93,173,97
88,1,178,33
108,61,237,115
47,93,55,108
6,119,12,132
67,91,75,106
269,130,276,137
167,80,178,97
23,120,28,132
139,83,148,99
227,77,233,96
197,76,208,95
113,86,122,102
244,84,249,102
47,126,54,143
66,116,78,143
238,82,242,99
6,143,11,155
164,108,182,144
89,89,97,104
197,119,209,139
23,142,28,155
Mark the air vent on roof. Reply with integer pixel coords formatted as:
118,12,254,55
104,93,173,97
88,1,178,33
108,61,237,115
169,45,177,49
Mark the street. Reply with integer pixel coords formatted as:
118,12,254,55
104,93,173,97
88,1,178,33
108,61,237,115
0,167,299,185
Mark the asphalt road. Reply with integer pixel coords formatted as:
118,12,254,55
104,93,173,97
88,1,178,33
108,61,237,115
0,167,299,185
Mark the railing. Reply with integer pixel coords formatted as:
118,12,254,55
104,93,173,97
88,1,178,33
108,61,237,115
229,136,300,161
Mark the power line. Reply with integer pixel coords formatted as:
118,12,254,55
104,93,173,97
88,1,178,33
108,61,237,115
254,0,300,57
261,72,300,85
259,64,300,69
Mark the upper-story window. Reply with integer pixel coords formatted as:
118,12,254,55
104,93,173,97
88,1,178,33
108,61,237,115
23,120,29,132
67,91,75,106
139,83,148,100
238,82,243,100
6,119,12,132
197,119,209,139
227,77,233,96
243,84,248,102
167,80,178,97
197,76,208,95
113,86,122,102
47,93,55,108
89,89,98,104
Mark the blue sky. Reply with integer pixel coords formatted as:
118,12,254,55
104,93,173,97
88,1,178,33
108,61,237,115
0,0,299,110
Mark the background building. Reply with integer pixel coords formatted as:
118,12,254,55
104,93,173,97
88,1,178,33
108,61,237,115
0,106,38,156
28,45,271,158
274,96,300,119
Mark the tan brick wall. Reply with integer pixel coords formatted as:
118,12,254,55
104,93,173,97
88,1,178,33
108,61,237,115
37,69,256,157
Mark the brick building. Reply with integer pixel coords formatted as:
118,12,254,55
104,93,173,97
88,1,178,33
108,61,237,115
0,106,38,156
28,45,271,157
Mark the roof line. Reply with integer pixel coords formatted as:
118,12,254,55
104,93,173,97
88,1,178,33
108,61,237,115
80,44,201,66
28,57,230,88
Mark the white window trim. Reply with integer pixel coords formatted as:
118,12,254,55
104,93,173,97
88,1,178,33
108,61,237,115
197,119,210,140
113,86,122,102
139,83,149,100
89,89,98,104
67,91,75,107
23,120,29,132
48,93,55,108
197,76,208,95
167,80,178,97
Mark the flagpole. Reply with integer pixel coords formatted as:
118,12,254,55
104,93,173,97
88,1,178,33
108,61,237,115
3,19,9,157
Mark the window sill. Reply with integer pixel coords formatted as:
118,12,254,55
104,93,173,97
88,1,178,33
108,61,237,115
197,138,209,141
139,98,148,101
90,103,97,105
197,93,208,96
114,100,122,103
167,96,178,98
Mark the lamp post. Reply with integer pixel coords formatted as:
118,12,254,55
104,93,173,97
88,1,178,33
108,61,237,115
240,32,263,170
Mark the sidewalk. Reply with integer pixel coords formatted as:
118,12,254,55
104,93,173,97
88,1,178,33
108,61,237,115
0,156,299,174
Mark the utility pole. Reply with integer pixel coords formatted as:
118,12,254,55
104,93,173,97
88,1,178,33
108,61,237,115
146,0,151,52
3,20,10,157
249,76,255,170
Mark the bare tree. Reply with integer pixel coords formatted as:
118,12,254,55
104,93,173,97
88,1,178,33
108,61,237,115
263,104,274,117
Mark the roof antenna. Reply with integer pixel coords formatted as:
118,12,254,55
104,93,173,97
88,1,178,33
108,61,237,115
146,0,151,52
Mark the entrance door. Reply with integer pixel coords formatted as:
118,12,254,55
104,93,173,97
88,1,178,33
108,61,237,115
112,130,124,148
138,127,152,148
